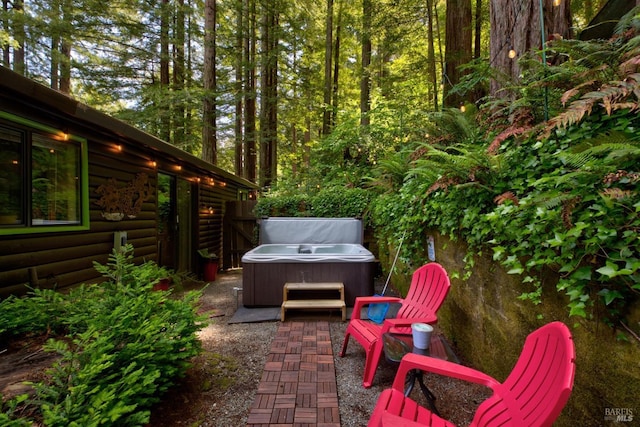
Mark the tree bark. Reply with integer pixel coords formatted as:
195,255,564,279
2,0,9,66
51,34,59,90
234,0,244,177
58,0,71,94
12,0,24,74
331,0,343,128
244,0,257,183
202,0,217,164
489,0,572,97
360,0,371,127
474,0,482,59
160,0,171,142
322,0,333,135
174,0,186,150
259,0,278,189
443,0,472,108
427,0,438,111
59,37,71,93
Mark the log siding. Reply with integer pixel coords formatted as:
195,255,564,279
0,67,257,297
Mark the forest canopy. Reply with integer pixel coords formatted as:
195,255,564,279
0,0,613,187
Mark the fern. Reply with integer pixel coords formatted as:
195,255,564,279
564,141,640,169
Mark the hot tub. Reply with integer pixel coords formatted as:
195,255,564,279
241,218,376,307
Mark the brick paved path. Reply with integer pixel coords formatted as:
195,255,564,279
246,321,340,427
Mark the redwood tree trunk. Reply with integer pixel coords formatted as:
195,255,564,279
443,0,472,108
13,0,25,74
360,0,371,127
427,0,438,111
160,0,171,142
489,0,572,97
244,0,257,183
331,0,343,128
202,0,217,164
259,2,278,189
174,0,186,150
234,0,244,176
322,0,333,135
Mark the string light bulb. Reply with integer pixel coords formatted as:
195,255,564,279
553,0,561,6
508,49,517,59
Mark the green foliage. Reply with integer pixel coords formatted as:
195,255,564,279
0,245,204,426
370,30,640,326
0,289,67,341
254,186,372,222
0,394,31,427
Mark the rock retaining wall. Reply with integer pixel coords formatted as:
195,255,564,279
379,231,639,427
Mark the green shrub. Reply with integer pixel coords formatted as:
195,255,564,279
254,186,372,220
1,245,204,426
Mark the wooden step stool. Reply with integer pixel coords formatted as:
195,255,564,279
281,282,346,321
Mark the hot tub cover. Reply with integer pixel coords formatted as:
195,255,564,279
259,217,364,245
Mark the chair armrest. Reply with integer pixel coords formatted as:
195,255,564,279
380,411,425,426
392,353,501,392
352,296,402,320
383,316,437,330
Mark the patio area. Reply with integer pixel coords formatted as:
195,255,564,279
182,269,491,427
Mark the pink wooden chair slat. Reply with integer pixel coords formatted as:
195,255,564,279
371,389,456,427
368,322,576,427
340,263,451,387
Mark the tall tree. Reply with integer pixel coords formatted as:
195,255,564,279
174,0,186,149
360,0,372,127
331,0,343,128
427,0,438,111
474,0,482,59
234,0,244,176
322,0,333,135
12,0,25,74
244,0,257,183
1,0,8,66
202,0,217,164
259,0,279,188
443,0,472,108
160,0,171,141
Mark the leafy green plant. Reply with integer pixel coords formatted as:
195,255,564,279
1,245,204,425
370,26,640,329
254,187,372,221
0,288,69,341
0,394,32,427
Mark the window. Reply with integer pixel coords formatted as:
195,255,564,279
0,127,23,224
0,112,89,234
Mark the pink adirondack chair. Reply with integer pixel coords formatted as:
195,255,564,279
339,263,451,388
368,321,576,427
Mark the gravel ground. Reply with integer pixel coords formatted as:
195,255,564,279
148,269,490,426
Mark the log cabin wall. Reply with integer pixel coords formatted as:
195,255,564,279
0,67,257,298
197,176,253,273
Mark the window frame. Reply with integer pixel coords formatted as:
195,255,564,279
0,111,90,235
